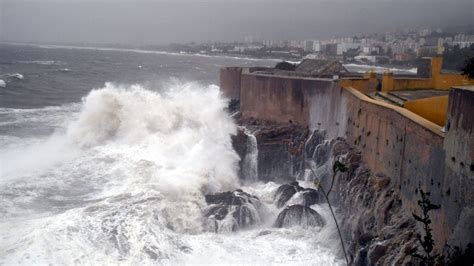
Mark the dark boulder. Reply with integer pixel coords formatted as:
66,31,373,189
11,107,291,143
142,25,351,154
275,182,302,208
300,188,322,206
274,182,322,208
204,189,261,232
275,205,325,228
231,129,248,180
312,140,332,167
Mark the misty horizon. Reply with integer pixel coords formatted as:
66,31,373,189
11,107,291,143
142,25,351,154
1,0,473,45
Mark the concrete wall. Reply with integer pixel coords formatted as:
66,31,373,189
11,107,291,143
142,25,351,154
220,67,473,250
219,67,242,100
239,70,336,126
381,57,474,92
339,88,451,249
443,87,474,248
340,71,377,94
310,85,469,249
382,75,433,91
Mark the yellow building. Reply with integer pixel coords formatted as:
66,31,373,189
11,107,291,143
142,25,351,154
341,57,474,127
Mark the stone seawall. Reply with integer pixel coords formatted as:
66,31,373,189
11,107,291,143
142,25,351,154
443,87,474,249
240,70,336,126
221,67,474,256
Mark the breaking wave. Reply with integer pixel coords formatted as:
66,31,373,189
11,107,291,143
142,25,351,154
0,82,342,265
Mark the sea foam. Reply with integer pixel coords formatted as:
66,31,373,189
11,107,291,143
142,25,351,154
0,82,342,265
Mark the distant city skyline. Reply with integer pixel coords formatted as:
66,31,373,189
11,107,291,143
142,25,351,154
1,0,473,45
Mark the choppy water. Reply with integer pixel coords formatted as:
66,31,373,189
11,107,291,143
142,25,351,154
0,44,343,265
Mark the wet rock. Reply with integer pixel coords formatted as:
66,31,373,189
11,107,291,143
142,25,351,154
358,232,374,247
275,182,303,208
304,131,325,158
372,173,390,191
368,242,388,264
205,189,258,206
253,123,309,182
300,188,322,206
274,182,322,208
274,205,325,228
312,140,332,167
354,247,369,266
204,189,261,232
231,129,248,179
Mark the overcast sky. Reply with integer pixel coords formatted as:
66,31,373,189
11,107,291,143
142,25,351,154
1,0,473,45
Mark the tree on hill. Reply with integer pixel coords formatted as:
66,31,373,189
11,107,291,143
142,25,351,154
442,44,474,71
275,61,296,71
461,57,474,79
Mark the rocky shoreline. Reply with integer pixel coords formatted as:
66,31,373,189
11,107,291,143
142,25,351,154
232,116,419,265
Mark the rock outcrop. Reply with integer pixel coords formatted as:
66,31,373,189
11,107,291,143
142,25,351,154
310,138,418,265
275,205,325,228
274,182,321,208
232,118,420,264
232,117,310,182
204,189,261,232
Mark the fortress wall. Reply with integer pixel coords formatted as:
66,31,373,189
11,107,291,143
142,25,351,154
433,73,474,89
337,88,452,248
239,72,336,126
443,87,474,248
222,68,473,250
384,74,473,92
403,95,449,126
340,78,371,93
310,85,474,249
219,67,242,100
380,57,474,92
382,75,433,91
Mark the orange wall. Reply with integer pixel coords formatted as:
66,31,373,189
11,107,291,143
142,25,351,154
433,73,474,90
380,57,474,92
403,95,448,126
341,77,376,94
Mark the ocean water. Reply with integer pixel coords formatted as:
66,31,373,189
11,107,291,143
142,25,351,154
0,44,343,265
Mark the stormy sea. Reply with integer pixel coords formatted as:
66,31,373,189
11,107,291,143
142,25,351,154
0,44,345,265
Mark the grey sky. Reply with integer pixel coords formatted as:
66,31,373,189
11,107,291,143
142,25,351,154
1,0,473,44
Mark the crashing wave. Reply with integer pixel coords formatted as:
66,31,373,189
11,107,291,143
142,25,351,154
9,73,24,80
0,80,5,88
19,60,62,65
204,189,261,232
0,82,343,264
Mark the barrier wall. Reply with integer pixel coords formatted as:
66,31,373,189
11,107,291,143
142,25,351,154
381,57,474,92
339,88,451,249
403,95,449,126
239,70,336,126
219,67,242,100
443,87,474,248
340,72,377,94
221,67,473,250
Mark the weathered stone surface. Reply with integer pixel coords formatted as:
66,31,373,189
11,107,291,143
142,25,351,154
274,182,322,208
300,188,322,207
231,128,248,180
233,120,421,263
231,119,310,182
319,139,419,265
204,189,261,232
274,182,302,208
223,67,474,254
274,205,325,228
